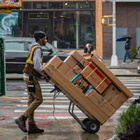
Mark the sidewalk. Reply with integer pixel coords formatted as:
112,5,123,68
102,59,138,69
102,59,139,76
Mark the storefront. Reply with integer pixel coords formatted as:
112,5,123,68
14,1,96,50
0,0,103,58
103,0,140,59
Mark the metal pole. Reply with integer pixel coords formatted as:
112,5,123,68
0,38,5,96
76,11,79,49
76,2,79,50
111,0,118,66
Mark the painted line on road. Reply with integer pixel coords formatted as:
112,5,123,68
13,116,85,120
16,104,76,109
20,100,69,103
1,96,67,100
2,96,27,100
14,109,82,113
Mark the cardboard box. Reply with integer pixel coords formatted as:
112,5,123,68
81,62,111,94
68,50,83,62
80,58,89,67
65,68,77,81
43,64,109,124
83,54,93,62
73,58,89,74
86,89,116,117
43,55,62,69
42,51,133,124
64,56,78,68
111,93,128,109
71,73,83,84
75,78,89,92
58,62,70,74
93,90,116,116
73,64,83,74
102,84,128,109
83,54,133,98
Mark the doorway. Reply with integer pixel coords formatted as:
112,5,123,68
23,11,53,43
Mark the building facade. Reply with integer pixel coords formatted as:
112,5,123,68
103,0,140,59
2,0,139,59
0,0,104,58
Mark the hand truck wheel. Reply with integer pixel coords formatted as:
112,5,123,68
85,120,100,133
81,118,90,131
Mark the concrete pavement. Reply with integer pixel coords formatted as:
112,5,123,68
0,118,115,140
103,59,139,76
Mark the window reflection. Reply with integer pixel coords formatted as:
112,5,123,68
33,2,47,9
54,10,95,49
64,2,77,9
5,42,25,51
79,11,95,48
54,11,76,49
21,1,95,49
49,2,63,9
23,2,31,9
80,1,95,9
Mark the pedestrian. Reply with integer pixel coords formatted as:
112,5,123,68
122,37,134,64
15,30,50,134
84,43,93,54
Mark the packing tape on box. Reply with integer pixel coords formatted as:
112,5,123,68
84,86,94,94
71,73,81,82
77,62,84,69
95,77,107,89
86,63,110,85
86,67,97,79
84,63,110,92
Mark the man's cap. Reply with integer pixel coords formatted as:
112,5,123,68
34,31,46,41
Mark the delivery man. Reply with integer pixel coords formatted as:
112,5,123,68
15,31,50,134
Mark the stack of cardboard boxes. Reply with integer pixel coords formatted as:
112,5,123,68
42,51,133,124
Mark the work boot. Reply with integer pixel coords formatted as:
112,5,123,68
28,123,44,134
15,115,27,132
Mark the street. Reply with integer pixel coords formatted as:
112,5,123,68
0,76,140,140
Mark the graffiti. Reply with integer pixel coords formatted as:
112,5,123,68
0,12,18,37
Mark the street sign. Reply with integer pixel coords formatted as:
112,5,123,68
101,15,113,26
0,0,22,13
0,38,5,96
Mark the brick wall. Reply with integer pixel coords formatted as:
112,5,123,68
102,2,112,59
96,0,103,59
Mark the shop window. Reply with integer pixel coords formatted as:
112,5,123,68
20,1,95,49
49,2,63,9
79,11,95,49
54,11,76,49
80,1,95,9
28,13,49,19
23,2,31,9
33,2,48,9
64,2,77,9
54,10,95,49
